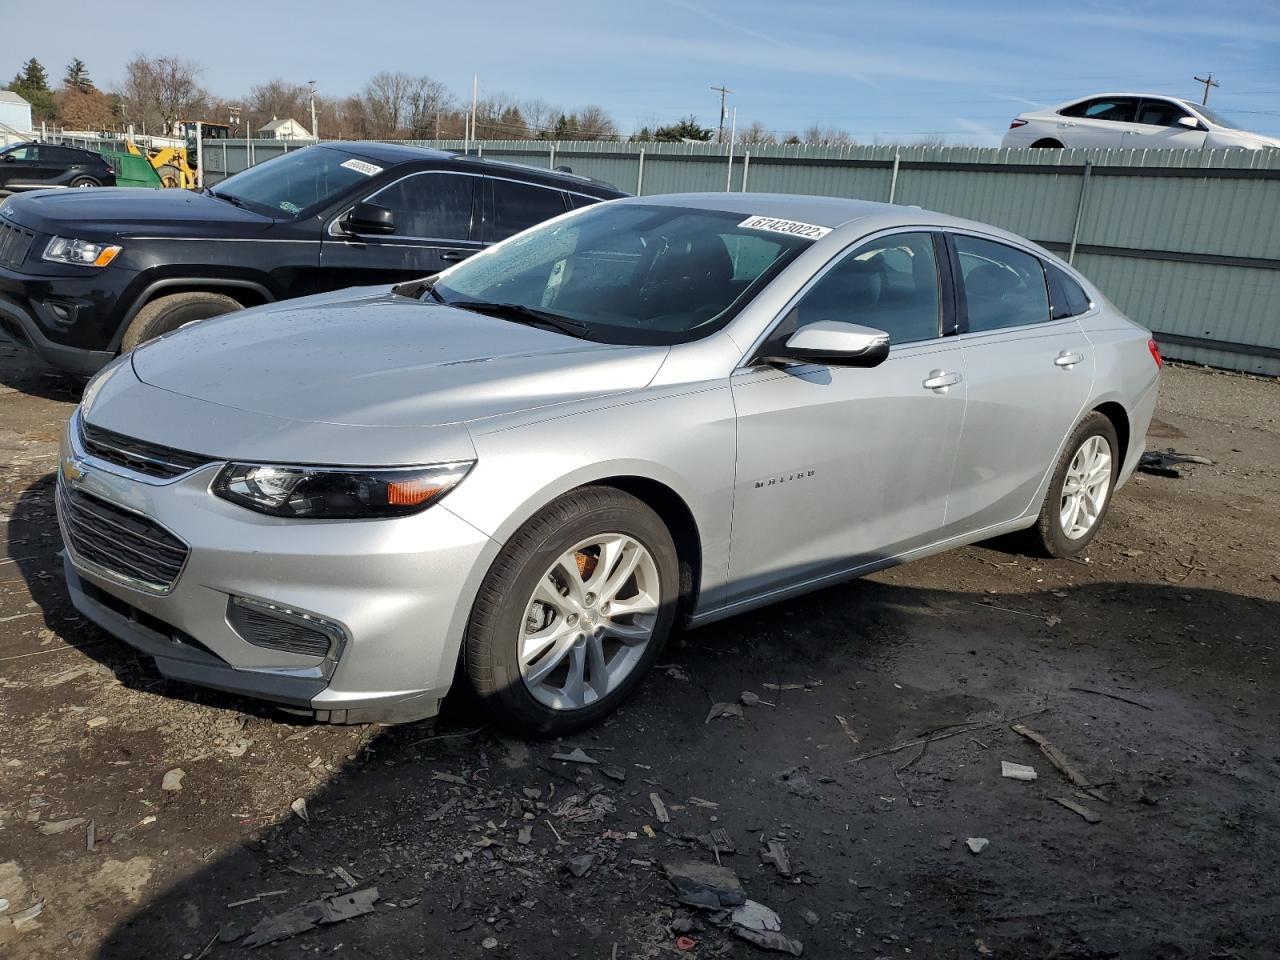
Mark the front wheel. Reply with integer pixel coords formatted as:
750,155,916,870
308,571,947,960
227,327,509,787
1032,412,1120,557
120,291,243,352
464,487,679,736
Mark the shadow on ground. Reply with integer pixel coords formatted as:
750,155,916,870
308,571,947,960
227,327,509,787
8,464,1279,960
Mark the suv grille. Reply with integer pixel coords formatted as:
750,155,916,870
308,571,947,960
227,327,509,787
57,482,189,591
81,420,216,480
0,221,36,269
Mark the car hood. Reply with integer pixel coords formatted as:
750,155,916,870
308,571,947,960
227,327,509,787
130,288,669,428
0,187,273,238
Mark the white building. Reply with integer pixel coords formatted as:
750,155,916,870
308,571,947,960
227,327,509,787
0,90,34,136
257,117,313,141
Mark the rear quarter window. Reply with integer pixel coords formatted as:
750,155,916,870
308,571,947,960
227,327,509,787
1046,262,1092,318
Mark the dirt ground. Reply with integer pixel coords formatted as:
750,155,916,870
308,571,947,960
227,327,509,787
1,340,1277,960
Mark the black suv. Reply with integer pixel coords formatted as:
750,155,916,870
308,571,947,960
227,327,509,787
0,142,624,376
0,142,116,194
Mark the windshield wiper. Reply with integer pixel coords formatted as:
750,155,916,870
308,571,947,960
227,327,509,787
452,300,591,338
209,190,248,209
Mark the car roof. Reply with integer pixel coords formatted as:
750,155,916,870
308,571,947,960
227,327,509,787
1053,92,1200,109
318,141,625,195
609,192,905,229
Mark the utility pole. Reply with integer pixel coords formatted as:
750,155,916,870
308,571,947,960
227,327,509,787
470,74,479,153
711,84,733,143
308,80,318,141
1194,72,1219,105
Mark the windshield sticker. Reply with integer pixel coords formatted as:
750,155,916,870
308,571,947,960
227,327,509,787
341,158,384,177
738,215,831,240
278,201,301,215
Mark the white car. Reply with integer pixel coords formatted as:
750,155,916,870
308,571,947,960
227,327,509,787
1002,93,1280,151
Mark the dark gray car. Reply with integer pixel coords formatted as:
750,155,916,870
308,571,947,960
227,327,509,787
0,142,116,194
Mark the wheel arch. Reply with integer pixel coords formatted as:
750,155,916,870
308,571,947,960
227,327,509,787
1092,400,1131,473
109,277,276,352
592,474,703,619
1030,138,1064,148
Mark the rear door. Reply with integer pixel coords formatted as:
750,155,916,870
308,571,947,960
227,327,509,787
483,176,571,243
320,170,480,288
1055,97,1140,148
944,233,1094,534
1128,98,1208,150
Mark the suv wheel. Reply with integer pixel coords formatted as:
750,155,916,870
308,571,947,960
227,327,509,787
464,487,679,736
120,291,244,352
1032,411,1120,557
70,176,98,188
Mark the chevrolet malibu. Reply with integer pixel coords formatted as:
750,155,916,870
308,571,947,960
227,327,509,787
56,194,1161,734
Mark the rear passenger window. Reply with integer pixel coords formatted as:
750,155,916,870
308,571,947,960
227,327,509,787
566,194,600,210
1061,98,1137,123
785,231,941,345
955,235,1050,332
492,179,569,241
1046,263,1093,319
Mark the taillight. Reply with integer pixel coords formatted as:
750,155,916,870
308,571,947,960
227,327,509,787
1009,119,1029,129
1148,338,1163,368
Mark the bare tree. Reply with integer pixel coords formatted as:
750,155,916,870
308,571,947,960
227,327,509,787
246,78,311,132
521,98,560,138
739,120,776,145
406,76,451,138
803,124,855,146
362,71,414,137
573,105,618,141
118,54,208,133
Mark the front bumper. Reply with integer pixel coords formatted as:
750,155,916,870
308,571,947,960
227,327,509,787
55,418,494,723
0,262,127,376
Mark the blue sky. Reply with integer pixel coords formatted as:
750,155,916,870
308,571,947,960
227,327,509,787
6,0,1280,143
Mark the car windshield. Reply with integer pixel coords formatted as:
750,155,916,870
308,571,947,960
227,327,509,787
1185,102,1240,130
210,145,381,219
433,203,816,345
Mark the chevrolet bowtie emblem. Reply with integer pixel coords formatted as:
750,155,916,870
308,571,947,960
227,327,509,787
61,456,87,484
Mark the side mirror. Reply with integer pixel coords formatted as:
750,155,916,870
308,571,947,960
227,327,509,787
762,320,891,368
1177,116,1201,130
2,156,15,163
342,201,396,236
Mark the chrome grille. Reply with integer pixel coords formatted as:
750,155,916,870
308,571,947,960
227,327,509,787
57,482,189,591
0,221,35,269
80,420,216,480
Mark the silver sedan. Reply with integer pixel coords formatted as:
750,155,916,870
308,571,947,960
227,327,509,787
56,193,1161,734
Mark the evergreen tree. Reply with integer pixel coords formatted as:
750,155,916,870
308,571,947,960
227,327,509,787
7,57,56,123
16,57,49,91
64,58,93,93
652,116,713,142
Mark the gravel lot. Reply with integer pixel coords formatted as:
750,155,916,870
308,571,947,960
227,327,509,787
1,340,1277,960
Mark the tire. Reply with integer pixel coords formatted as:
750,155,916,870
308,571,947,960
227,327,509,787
1030,139,1064,149
464,486,679,737
158,164,182,188
120,291,243,352
70,176,99,188
1031,411,1120,558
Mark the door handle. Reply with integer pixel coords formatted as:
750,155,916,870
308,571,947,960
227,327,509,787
1054,351,1084,368
922,370,962,391
440,250,473,262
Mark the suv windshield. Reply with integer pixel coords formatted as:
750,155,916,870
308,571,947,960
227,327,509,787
433,203,815,345
211,146,380,218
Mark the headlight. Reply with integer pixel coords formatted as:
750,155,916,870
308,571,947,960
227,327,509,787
212,461,474,519
43,236,122,267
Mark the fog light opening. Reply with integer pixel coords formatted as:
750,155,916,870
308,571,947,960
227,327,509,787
227,596,348,661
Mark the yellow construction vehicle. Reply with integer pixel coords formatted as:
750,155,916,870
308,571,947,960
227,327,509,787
126,121,232,189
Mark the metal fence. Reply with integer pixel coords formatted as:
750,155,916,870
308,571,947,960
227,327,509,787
205,138,1280,376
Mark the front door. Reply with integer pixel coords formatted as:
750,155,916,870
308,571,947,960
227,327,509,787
1057,96,1141,148
1127,99,1208,150
728,231,966,602
0,145,57,192
319,171,481,288
944,232,1095,533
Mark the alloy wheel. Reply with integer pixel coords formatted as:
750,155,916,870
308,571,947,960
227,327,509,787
519,533,660,711
1059,434,1113,540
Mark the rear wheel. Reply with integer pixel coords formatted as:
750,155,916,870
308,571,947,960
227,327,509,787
120,291,243,352
69,176,99,188
464,487,679,736
157,164,182,188
1032,412,1119,557
1030,138,1064,149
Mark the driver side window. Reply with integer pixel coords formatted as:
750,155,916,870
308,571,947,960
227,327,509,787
783,232,942,345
